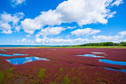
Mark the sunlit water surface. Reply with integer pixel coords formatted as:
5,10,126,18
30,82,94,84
0,53,28,57
104,67,126,73
76,54,104,58
99,59,126,65
7,57,49,65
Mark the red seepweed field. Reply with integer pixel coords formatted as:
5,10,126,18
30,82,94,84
0,48,126,84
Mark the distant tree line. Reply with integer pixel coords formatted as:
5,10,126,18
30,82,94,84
79,42,126,46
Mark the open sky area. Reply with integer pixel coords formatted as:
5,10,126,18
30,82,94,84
0,0,126,45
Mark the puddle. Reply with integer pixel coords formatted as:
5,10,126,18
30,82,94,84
6,57,49,65
13,53,28,56
76,54,104,58
48,49,56,50
104,67,126,73
0,49,5,51
99,59,126,65
91,52,105,54
0,53,28,57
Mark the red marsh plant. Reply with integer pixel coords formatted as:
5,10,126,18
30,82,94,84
0,48,126,84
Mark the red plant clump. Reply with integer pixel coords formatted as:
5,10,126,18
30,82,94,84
0,48,126,84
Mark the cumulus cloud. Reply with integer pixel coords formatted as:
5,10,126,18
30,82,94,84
21,10,61,34
107,11,117,19
1,12,24,25
0,12,24,34
0,22,11,30
28,30,126,44
15,26,21,32
118,31,126,37
67,26,76,29
71,28,101,36
26,35,31,38
36,27,65,38
35,37,97,44
21,19,42,34
17,38,32,43
56,0,113,25
1,30,12,34
65,35,70,39
34,34,126,44
21,0,123,34
21,38,27,42
111,0,123,6
35,38,42,43
11,0,25,7
93,35,121,41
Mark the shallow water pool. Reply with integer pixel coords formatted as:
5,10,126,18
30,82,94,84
99,59,126,65
76,54,104,58
91,52,105,54
0,49,5,51
0,53,27,57
105,67,126,73
6,57,49,65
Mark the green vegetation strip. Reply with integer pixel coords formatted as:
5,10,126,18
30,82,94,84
37,68,45,78
0,68,13,83
3,42,126,48
31,46,126,48
0,71,4,83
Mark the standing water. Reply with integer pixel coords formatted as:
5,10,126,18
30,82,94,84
6,57,49,65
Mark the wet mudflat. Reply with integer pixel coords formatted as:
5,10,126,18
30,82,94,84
0,48,126,84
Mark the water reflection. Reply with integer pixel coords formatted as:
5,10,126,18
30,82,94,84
104,67,126,73
0,53,27,57
99,59,126,65
0,49,5,51
91,52,105,54
48,49,56,50
76,54,104,58
6,57,49,65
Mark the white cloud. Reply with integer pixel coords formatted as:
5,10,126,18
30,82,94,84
15,26,21,32
21,10,61,34
11,0,25,7
1,12,24,25
107,11,117,19
21,19,42,34
65,35,70,39
17,38,31,43
111,0,123,6
71,28,101,36
21,0,122,34
118,31,126,37
93,35,121,41
35,38,42,43
1,30,12,34
56,0,112,25
30,30,126,44
67,26,76,29
35,37,97,44
26,35,31,38
36,27,65,38
0,12,24,34
21,38,26,42
0,22,11,30
35,10,62,26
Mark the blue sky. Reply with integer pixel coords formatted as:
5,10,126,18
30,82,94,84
0,0,126,45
